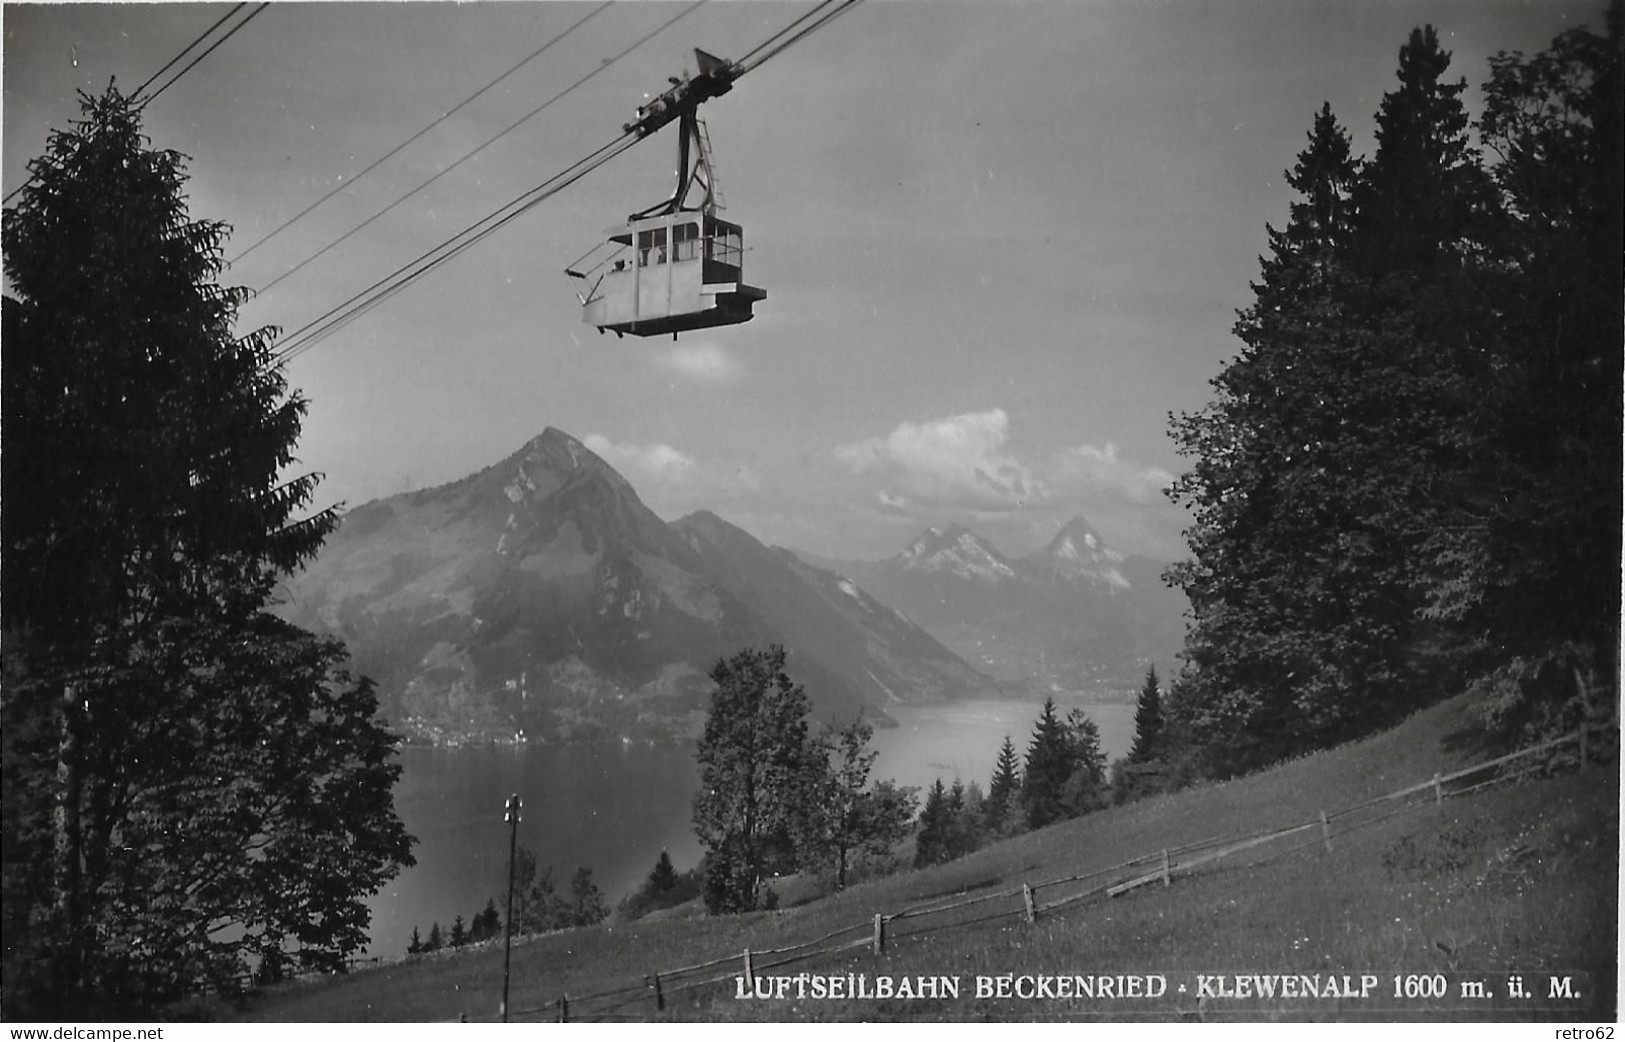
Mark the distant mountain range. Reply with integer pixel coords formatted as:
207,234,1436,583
799,517,1187,696
276,429,993,745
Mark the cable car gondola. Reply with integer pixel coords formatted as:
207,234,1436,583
566,50,765,339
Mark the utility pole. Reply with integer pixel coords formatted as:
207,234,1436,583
502,793,522,1022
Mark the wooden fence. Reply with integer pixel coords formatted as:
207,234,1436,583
503,719,1609,1022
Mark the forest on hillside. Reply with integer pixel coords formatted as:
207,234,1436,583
1160,15,1621,778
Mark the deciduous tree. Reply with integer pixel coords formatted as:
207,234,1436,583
691,645,827,913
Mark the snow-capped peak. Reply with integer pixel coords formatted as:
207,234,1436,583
1031,517,1130,589
899,525,1015,582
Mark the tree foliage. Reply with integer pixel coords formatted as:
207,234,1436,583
617,850,704,922
0,87,413,1016
1018,699,1109,829
1130,667,1164,763
691,645,827,913
692,648,915,910
811,718,916,889
500,847,607,933
984,734,1023,834
1166,15,1622,777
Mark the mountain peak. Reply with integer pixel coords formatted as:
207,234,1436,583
1031,515,1129,588
899,523,1015,582
498,428,632,498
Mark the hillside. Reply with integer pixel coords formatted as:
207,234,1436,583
234,694,1618,1022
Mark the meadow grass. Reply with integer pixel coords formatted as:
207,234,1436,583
233,694,1617,1022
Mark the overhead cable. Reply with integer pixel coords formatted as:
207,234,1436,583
130,3,249,101
2,3,266,206
136,3,271,109
270,0,865,365
230,1,613,265
252,0,703,298
271,133,640,363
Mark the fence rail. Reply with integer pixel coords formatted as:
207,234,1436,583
500,718,1607,1022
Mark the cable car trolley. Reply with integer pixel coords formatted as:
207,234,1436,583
567,49,766,339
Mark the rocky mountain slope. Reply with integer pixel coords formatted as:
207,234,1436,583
277,430,992,743
803,518,1187,696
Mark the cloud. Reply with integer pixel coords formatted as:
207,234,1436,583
582,434,696,484
833,408,1046,511
1053,441,1174,505
581,433,766,520
655,341,740,383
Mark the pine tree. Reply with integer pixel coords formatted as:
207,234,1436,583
985,734,1022,833
1061,711,1109,816
471,899,501,943
0,86,413,1016
449,915,468,948
913,779,950,867
1351,26,1498,278
1129,667,1163,763
648,850,679,893
1167,99,1367,775
425,922,444,953
1021,699,1077,828
407,926,423,956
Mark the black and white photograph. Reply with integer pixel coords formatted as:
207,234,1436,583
1,0,1618,1029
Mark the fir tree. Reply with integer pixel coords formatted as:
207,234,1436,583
1129,667,1163,763
425,922,444,953
1021,699,1076,828
1167,98,1368,775
648,850,679,893
407,926,423,956
0,86,414,1016
471,899,501,943
913,779,950,867
1061,711,1109,816
985,734,1023,833
449,915,468,948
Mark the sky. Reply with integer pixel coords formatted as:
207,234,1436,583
1,0,1603,562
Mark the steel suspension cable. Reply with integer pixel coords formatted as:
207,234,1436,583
269,0,864,366
3,3,262,206
732,0,840,68
130,3,248,101
271,133,639,363
736,0,864,75
136,3,271,109
231,1,613,265
252,0,703,298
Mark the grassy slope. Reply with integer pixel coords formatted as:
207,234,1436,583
234,694,1617,1022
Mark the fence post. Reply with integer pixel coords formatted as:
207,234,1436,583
650,973,665,1012
1433,772,1443,809
872,913,885,955
557,995,569,1023
1319,810,1333,853
743,947,753,982
1161,848,1171,887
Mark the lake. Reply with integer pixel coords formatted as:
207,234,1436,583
364,696,1134,956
